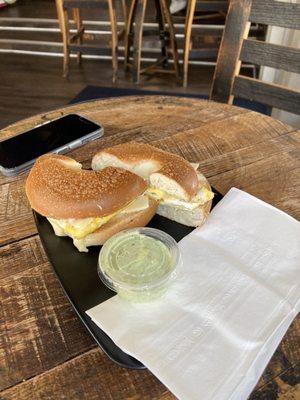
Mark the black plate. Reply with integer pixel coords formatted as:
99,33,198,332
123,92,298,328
34,189,223,369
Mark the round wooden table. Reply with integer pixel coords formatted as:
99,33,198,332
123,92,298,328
0,96,299,400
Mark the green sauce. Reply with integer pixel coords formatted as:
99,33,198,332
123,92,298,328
99,230,176,302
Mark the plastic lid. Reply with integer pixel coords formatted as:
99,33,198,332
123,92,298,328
98,227,180,293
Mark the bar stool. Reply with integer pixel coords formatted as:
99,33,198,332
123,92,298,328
124,0,180,84
183,0,228,87
55,0,125,83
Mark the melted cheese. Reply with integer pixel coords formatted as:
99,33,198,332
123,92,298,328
48,196,149,240
119,195,149,214
146,186,214,210
196,187,214,204
145,188,165,201
190,162,200,170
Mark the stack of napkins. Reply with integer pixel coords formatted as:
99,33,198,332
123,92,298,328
87,188,300,400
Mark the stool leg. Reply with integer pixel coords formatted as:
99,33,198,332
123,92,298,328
72,8,82,65
56,0,70,78
124,0,136,71
108,0,118,83
121,0,127,23
132,0,147,84
117,0,127,41
154,0,167,67
183,0,196,87
62,8,71,77
55,0,63,33
160,0,180,79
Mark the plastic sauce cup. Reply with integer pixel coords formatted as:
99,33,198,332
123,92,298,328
98,227,180,302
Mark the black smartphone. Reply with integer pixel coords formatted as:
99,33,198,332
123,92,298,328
0,114,104,177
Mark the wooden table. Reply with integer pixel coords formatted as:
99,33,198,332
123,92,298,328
0,96,299,400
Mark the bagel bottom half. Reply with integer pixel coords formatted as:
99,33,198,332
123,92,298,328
73,198,157,252
156,200,212,227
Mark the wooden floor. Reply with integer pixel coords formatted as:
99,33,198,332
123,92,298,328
0,53,215,130
0,0,219,130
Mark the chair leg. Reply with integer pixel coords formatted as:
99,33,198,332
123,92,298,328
72,8,82,65
160,0,180,80
132,0,147,84
56,0,70,78
183,0,196,87
124,0,136,71
108,0,118,83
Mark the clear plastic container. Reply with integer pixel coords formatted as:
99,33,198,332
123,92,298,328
98,227,181,302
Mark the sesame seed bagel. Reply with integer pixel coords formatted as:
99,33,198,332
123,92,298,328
25,154,148,219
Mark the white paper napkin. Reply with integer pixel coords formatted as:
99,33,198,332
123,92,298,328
87,188,300,400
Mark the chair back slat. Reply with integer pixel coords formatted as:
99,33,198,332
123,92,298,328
241,39,300,74
195,1,228,12
210,0,300,115
232,76,300,115
250,0,300,30
210,0,252,103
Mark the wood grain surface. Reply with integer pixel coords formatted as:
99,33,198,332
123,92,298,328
0,96,299,400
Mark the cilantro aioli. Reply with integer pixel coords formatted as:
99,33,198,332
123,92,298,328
98,228,180,302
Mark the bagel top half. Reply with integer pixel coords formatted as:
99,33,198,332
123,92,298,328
25,153,148,219
92,142,199,201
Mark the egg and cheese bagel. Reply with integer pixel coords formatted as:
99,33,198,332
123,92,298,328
26,153,148,219
26,153,158,251
92,142,214,227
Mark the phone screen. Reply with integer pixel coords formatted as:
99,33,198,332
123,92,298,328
0,114,101,169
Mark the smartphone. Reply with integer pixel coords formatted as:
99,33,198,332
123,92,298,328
0,114,104,177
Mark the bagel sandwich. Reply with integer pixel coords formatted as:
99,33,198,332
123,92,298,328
92,142,214,227
25,154,157,252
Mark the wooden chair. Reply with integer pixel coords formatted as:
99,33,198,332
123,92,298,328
183,0,229,87
210,0,300,116
55,0,126,83
124,0,180,84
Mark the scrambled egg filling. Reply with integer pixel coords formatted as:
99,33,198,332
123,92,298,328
48,215,114,239
146,185,214,210
48,170,213,241
48,195,149,240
